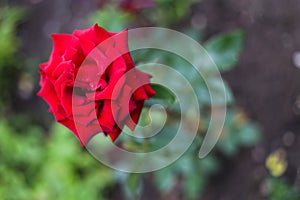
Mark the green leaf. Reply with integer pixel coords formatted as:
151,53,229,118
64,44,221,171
154,167,176,192
0,6,24,64
196,77,234,106
0,6,25,108
267,177,300,200
218,132,239,156
89,5,133,32
217,110,261,156
183,172,205,199
204,29,245,71
145,84,176,107
184,28,203,42
238,123,261,146
125,173,142,199
152,0,198,26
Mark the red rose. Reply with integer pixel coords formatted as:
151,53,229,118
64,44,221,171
38,24,155,146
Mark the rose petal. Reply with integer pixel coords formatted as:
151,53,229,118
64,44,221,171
107,125,122,142
74,24,111,45
126,101,144,131
97,100,118,131
38,75,61,117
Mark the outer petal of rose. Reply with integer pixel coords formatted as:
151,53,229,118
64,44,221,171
110,29,129,56
88,47,110,75
125,69,150,100
74,24,111,46
62,47,77,61
133,87,149,101
74,112,96,126
123,52,135,70
45,34,77,74
126,100,144,131
54,72,72,113
115,85,137,121
39,63,48,70
53,62,74,98
76,120,103,146
53,105,68,121
143,83,156,96
51,34,75,55
54,73,73,116
73,101,99,126
62,47,85,67
61,86,73,117
37,75,62,118
52,60,75,78
109,30,156,99
110,30,135,71
134,70,156,99
105,48,127,78
60,118,103,146
78,38,96,56
59,119,77,135
107,125,122,142
39,69,47,87
97,100,118,131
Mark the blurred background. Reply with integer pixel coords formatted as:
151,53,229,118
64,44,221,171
1,0,300,199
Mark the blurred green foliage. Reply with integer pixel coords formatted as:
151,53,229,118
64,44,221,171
267,177,300,200
150,0,199,26
89,5,133,32
0,120,113,200
0,6,24,109
148,109,260,199
0,6,23,63
204,29,245,71
144,84,176,107
217,110,261,156
153,138,220,199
